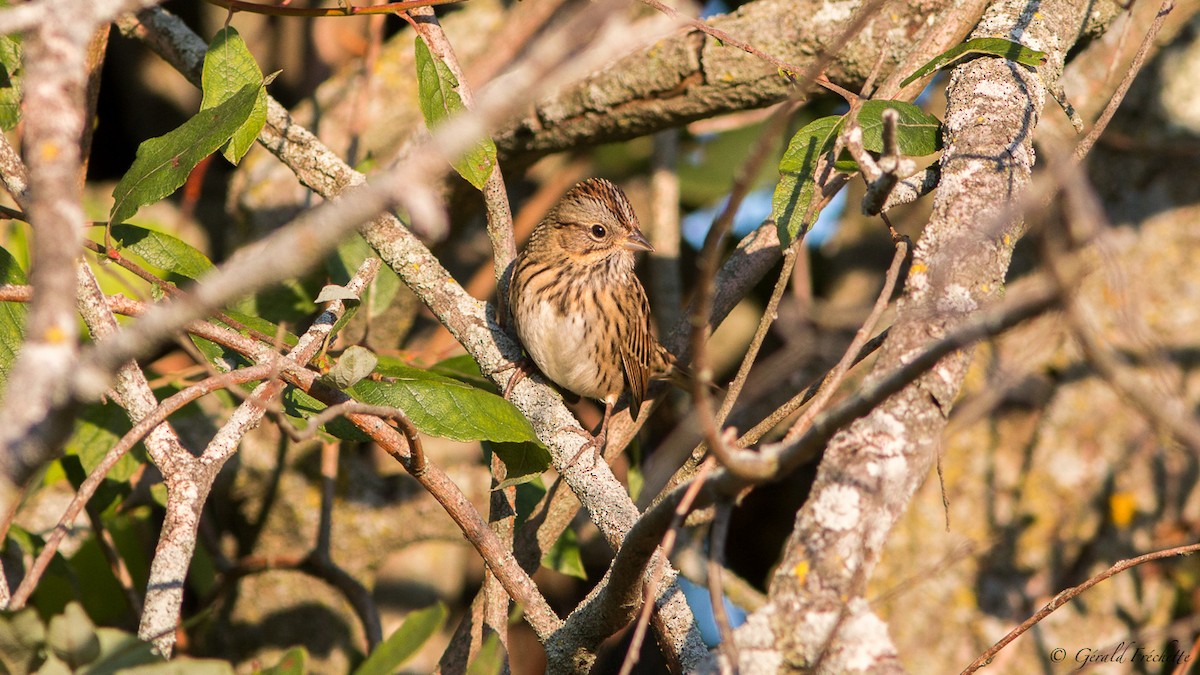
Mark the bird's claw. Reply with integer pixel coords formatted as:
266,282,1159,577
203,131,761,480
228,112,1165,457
564,426,605,469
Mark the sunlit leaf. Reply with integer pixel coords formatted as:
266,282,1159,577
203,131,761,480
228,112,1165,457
855,100,942,156
428,353,494,392
772,115,841,248
100,224,214,284
900,37,1048,88
489,441,551,487
513,478,546,528
353,603,447,675
314,284,359,304
86,627,164,673
349,357,541,445
280,388,369,443
414,37,496,189
328,235,400,321
0,246,27,387
542,527,586,580
0,14,20,131
466,632,503,675
0,608,45,675
257,646,307,675
110,82,260,226
64,403,144,486
200,26,268,165
321,346,377,389
46,603,100,669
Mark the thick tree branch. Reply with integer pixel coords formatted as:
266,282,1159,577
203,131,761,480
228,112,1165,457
491,0,955,158
733,1,1094,670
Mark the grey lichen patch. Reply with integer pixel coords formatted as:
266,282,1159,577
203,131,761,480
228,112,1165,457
811,484,863,532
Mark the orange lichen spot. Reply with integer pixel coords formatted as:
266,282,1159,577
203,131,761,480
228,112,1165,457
910,262,927,275
1109,492,1136,528
792,560,809,584
45,324,68,344
40,142,59,162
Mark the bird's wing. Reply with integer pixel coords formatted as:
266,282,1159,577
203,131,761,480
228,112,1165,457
620,282,668,413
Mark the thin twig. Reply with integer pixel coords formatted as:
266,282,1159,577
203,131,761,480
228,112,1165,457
783,235,910,442
962,541,1200,673
6,363,278,610
201,0,464,17
735,330,889,447
618,458,716,675
708,501,738,672
1074,0,1175,162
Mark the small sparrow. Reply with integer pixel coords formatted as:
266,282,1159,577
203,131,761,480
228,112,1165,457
507,178,676,458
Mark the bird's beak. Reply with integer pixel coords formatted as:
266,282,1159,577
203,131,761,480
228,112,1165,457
624,228,654,253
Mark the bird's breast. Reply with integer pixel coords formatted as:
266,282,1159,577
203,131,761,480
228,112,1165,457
515,299,611,401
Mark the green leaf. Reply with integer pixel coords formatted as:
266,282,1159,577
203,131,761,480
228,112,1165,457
280,387,370,442
233,277,321,329
855,100,943,156
64,404,144,486
349,357,542,445
353,603,447,675
328,235,400,321
321,346,377,389
772,115,841,248
542,527,586,580
466,632,503,675
149,483,168,509
0,608,46,675
428,354,494,392
900,37,1048,88
47,603,100,669
115,659,236,674
219,310,299,349
83,627,163,673
256,647,307,675
0,246,27,388
414,37,496,189
99,224,215,285
110,81,261,226
489,441,551,487
0,21,20,131
513,478,546,528
200,26,267,165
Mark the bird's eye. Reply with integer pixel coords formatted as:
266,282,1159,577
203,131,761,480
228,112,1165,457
590,224,607,239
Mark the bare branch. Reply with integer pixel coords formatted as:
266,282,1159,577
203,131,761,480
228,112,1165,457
6,362,278,611
138,259,379,654
0,0,163,35
0,10,91,503
963,541,1200,673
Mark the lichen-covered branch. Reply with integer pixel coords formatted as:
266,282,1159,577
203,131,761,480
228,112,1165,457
730,1,1094,671
492,0,953,158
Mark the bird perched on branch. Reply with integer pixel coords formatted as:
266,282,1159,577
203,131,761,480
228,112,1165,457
507,178,677,462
